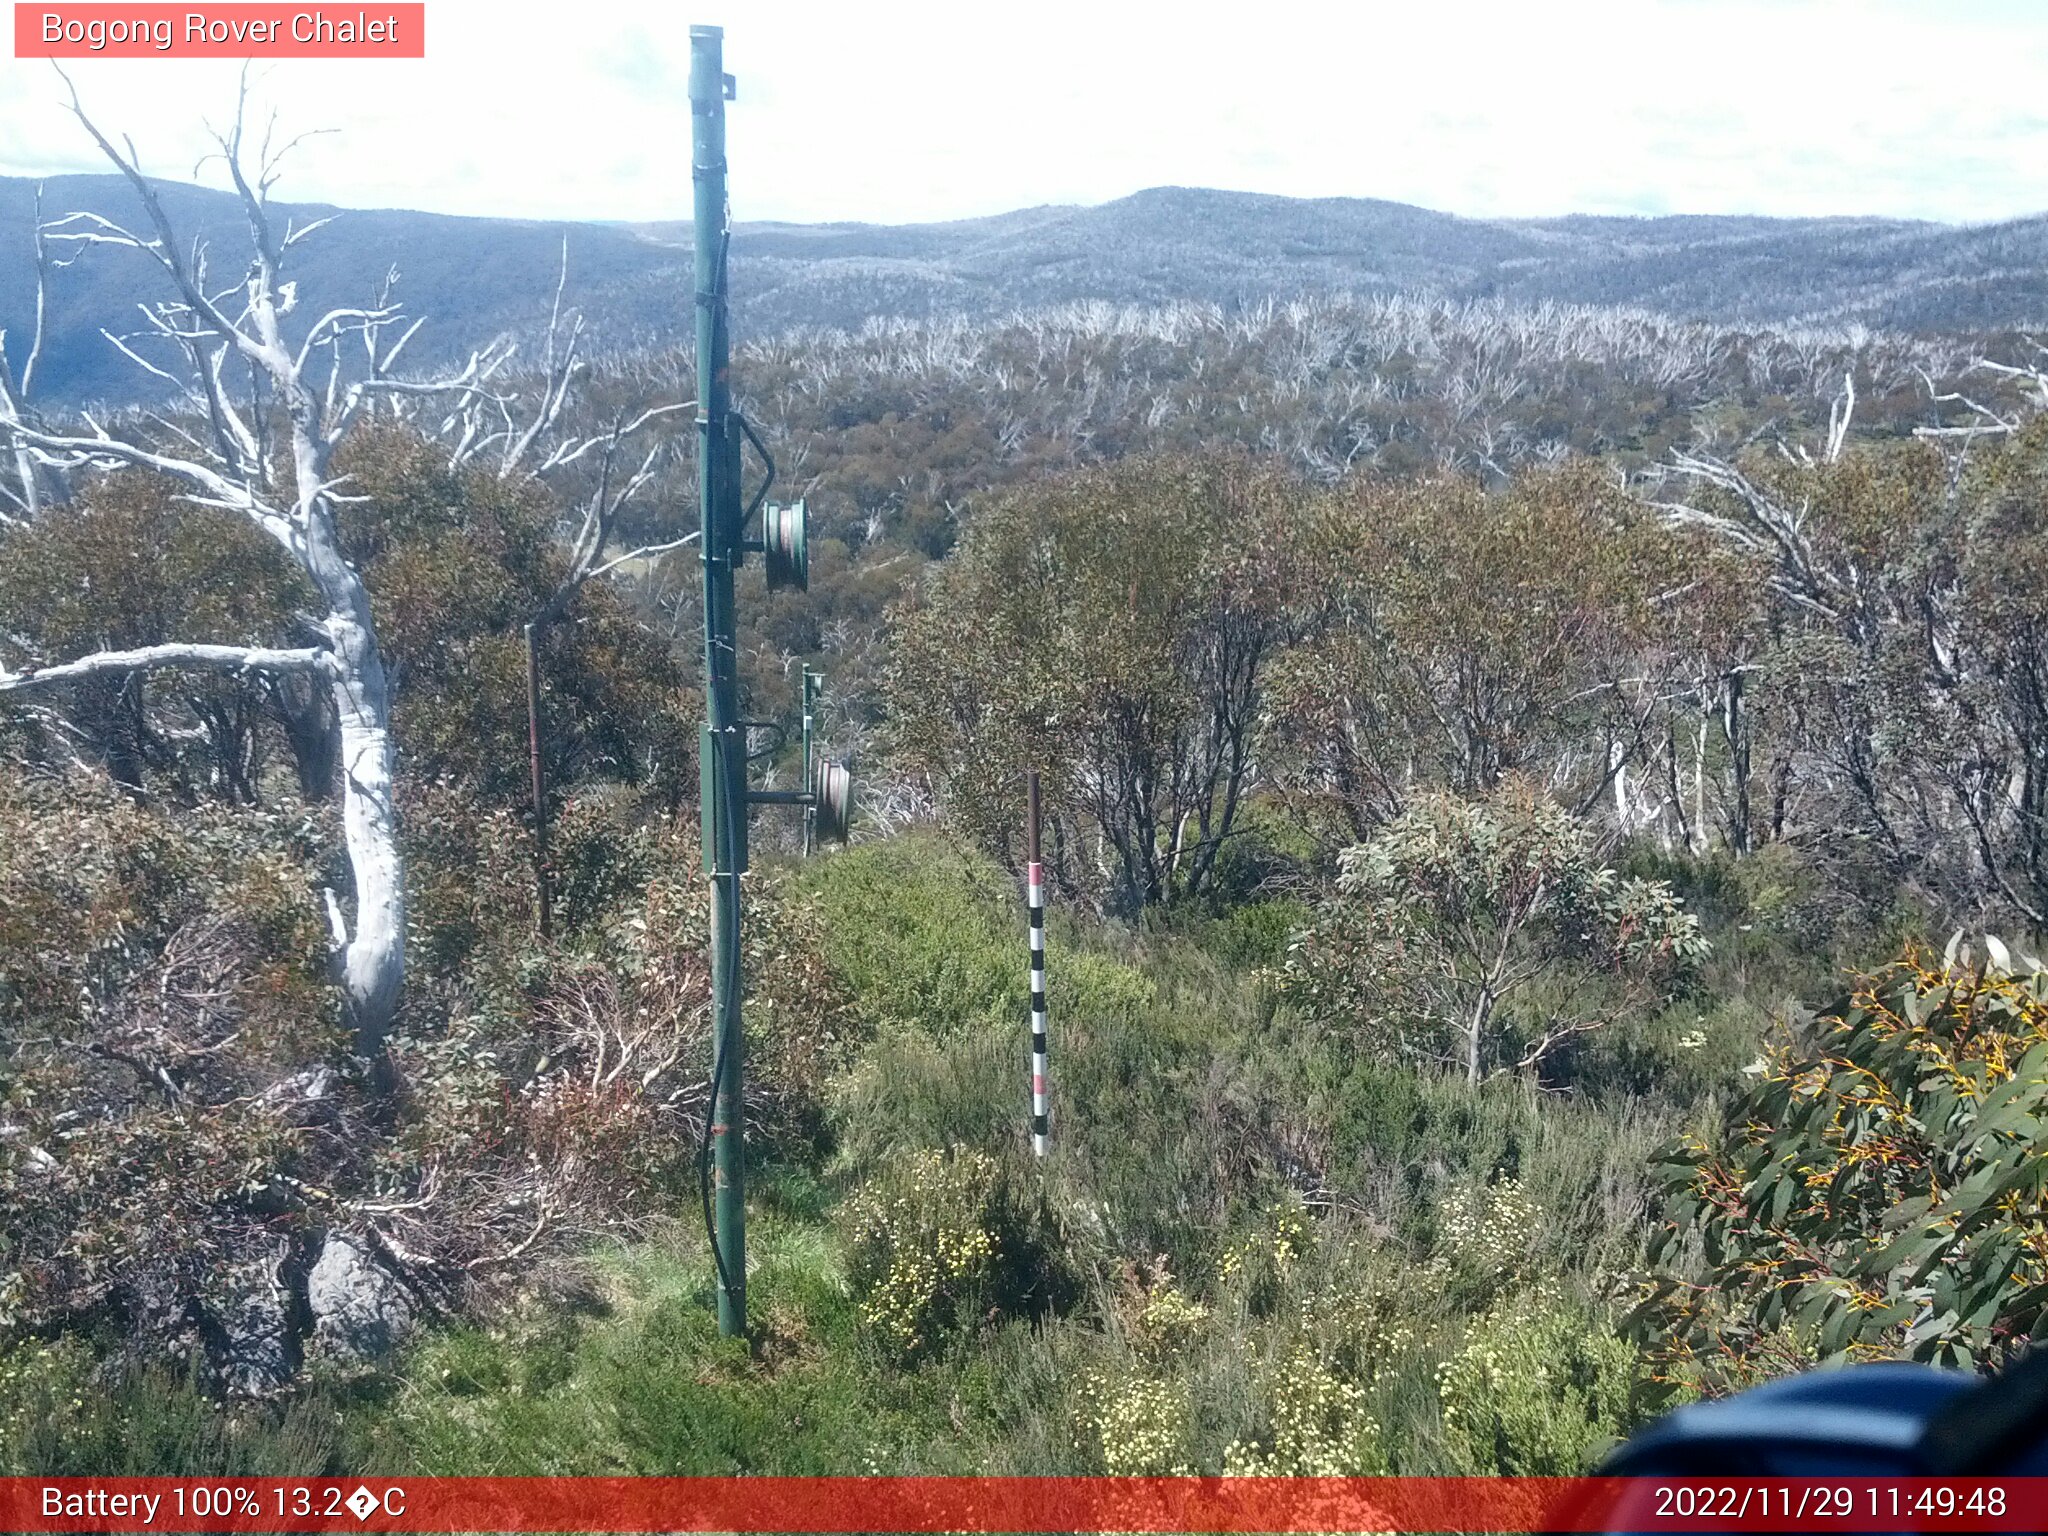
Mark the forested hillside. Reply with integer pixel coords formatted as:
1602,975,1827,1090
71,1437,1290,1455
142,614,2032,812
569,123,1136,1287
8,171,2048,404
9,118,2048,1483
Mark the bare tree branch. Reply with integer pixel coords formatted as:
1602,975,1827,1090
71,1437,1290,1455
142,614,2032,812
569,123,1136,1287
577,530,701,588
0,642,336,693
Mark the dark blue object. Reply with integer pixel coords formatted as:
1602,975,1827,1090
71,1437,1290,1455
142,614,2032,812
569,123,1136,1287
1604,1363,1975,1476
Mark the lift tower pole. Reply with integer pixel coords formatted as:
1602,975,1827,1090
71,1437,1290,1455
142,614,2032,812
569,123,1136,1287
691,23,748,1339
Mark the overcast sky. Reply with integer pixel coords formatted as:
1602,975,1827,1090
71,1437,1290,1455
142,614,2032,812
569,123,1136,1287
2,0,2044,226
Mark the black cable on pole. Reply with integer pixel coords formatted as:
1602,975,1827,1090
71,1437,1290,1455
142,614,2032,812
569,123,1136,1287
737,412,776,525
698,724,746,1315
698,1038,731,1303
698,886,741,1310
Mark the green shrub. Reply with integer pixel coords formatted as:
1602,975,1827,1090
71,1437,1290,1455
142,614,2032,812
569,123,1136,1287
1290,1045,1678,1280
1196,801,1318,911
1635,941,2048,1385
1430,1176,1543,1309
336,428,695,810
803,837,1018,1038
840,1147,1071,1360
0,471,306,801
1437,1290,1642,1473
1224,1344,1385,1475
885,453,1310,911
1202,897,1310,972
0,1339,347,1474
1217,1196,1314,1315
1285,784,1706,1084
1080,1372,1193,1474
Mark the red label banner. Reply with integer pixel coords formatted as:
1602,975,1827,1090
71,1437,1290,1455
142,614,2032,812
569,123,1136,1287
2,1476,2046,1532
14,4,425,57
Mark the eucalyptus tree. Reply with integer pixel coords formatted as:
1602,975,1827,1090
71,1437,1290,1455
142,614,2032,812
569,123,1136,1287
1286,784,1707,1084
1649,371,2048,922
1264,462,1672,847
888,451,1317,908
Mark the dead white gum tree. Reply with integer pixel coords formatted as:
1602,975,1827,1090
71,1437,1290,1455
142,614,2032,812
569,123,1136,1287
0,79,700,1057
0,76,519,1059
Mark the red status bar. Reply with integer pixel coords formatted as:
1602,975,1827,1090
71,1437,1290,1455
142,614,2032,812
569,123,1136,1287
5,1476,2048,1533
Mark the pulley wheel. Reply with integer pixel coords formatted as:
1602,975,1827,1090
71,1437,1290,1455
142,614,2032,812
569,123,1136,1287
814,759,853,844
764,499,809,592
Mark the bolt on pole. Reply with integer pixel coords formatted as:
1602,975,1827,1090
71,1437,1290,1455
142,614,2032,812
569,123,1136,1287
691,22,748,1340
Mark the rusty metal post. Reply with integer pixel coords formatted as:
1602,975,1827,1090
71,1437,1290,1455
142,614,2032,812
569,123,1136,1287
524,620,552,940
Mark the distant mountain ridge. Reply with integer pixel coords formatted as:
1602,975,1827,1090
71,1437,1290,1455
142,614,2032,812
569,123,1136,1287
5,175,2047,406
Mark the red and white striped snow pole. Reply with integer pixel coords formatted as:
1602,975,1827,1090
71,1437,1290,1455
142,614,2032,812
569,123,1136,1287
1026,769,1050,1158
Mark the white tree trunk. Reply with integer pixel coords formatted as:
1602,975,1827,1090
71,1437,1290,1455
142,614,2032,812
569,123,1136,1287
292,405,405,1051
1693,710,1710,856
335,700,404,1050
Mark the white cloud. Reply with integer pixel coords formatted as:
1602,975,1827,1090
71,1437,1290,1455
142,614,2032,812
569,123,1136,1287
0,0,2043,224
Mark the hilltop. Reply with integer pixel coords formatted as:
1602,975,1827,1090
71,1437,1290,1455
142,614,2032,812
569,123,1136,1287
6,175,2047,405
